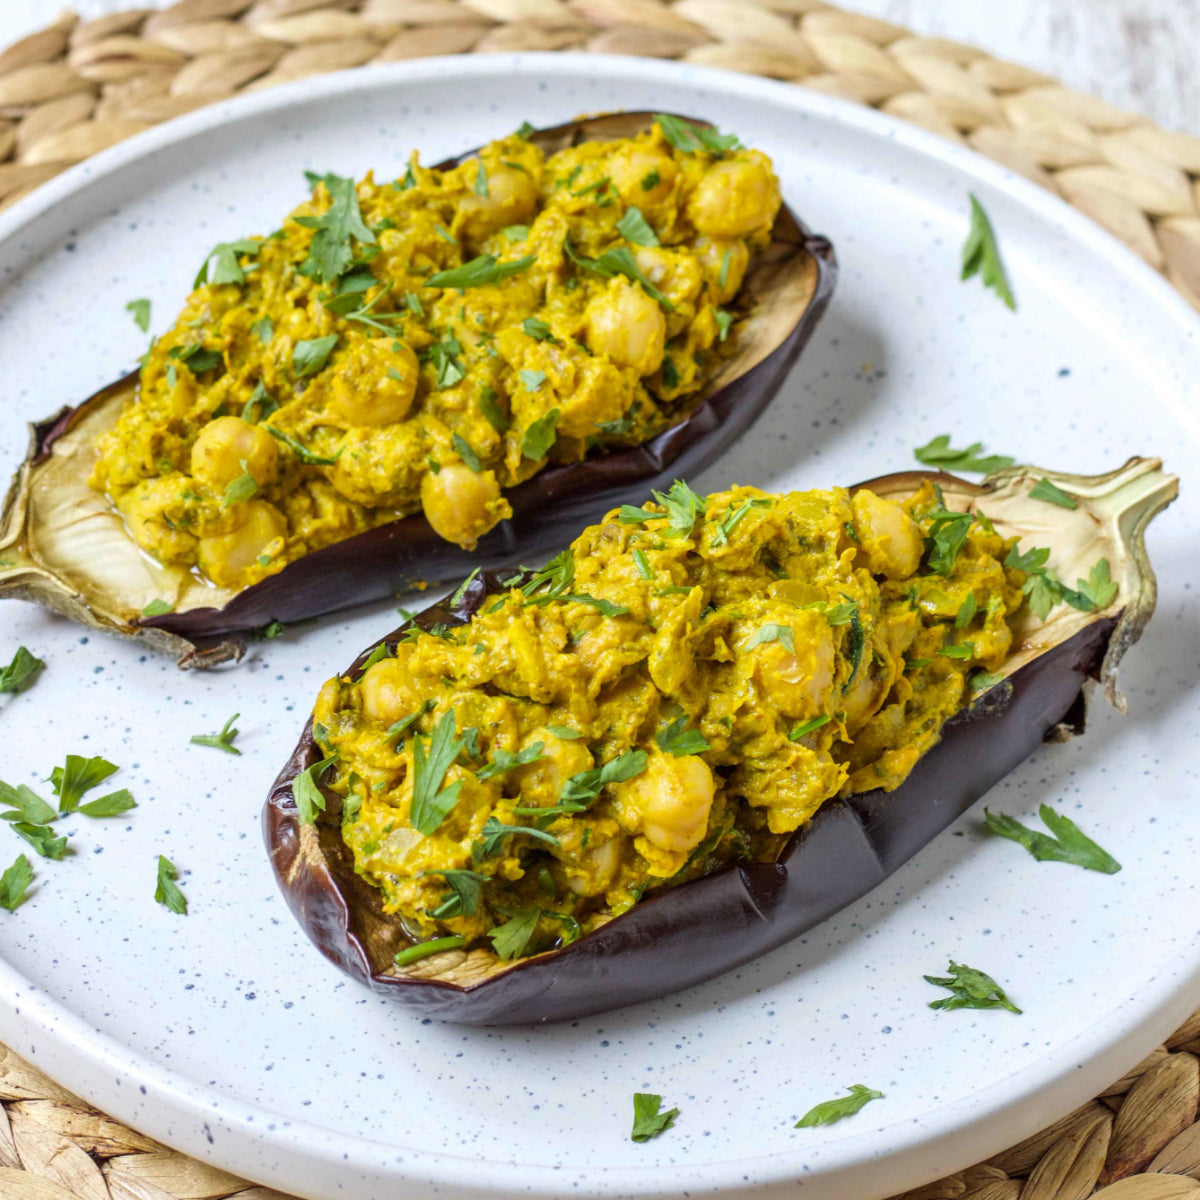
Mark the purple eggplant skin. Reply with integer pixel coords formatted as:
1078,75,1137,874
7,113,835,660
264,567,1116,1027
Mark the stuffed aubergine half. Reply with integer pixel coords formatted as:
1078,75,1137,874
0,113,833,666
265,456,1175,1023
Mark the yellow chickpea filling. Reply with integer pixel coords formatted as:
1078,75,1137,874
89,119,783,593
311,480,1027,963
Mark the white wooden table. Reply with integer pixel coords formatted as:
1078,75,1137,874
3,0,1199,135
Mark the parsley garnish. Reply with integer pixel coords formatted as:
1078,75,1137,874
795,1086,883,1128
409,711,466,836
641,170,660,191
955,592,978,629
293,334,339,377
546,725,582,740
293,754,337,825
519,368,546,391
502,224,529,242
474,160,489,196
616,206,659,247
172,343,222,374
561,749,647,807
421,868,488,918
631,1093,679,1142
265,425,341,466
632,548,654,580
563,238,674,310
241,380,277,424
0,855,33,912
618,480,706,538
12,823,67,860
0,780,57,826
516,120,536,138
75,790,136,818
452,434,483,473
984,804,1121,873
522,317,552,340
521,408,560,460
479,385,509,432
745,624,795,654
714,309,734,341
154,855,187,915
489,908,541,960
222,463,258,508
190,713,241,756
914,435,1014,474
925,961,1022,1013
477,816,561,856
789,715,830,740
426,254,536,290
126,298,150,332
251,316,273,343
477,743,545,781
923,508,973,575
428,333,465,389
962,194,1015,310
394,935,465,966
194,238,259,288
1029,478,1079,509
386,699,435,744
51,755,118,814
654,113,741,155
711,496,769,547
655,716,709,756
1068,558,1118,611
295,172,375,284
0,647,44,695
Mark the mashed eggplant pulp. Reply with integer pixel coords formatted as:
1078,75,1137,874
89,118,783,591
312,481,1028,964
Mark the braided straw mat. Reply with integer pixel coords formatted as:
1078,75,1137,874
1,2,1200,1197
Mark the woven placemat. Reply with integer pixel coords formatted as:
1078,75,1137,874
1,3,1199,1198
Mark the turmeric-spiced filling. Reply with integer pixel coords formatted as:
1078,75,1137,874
89,117,783,591
310,481,1027,964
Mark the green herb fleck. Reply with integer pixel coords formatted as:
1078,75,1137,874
631,1093,679,1142
914,435,1014,474
126,298,151,332
293,754,337,825
789,715,831,740
190,713,241,756
51,755,118,814
795,1086,883,1128
0,855,33,912
521,408,560,460
154,855,187,915
984,803,1121,873
962,193,1015,310
292,334,339,377
654,113,740,155
489,908,541,960
0,647,44,695
194,238,260,288
409,712,466,836
655,716,710,756
925,960,1022,1013
1029,478,1079,509
746,624,795,654
426,254,536,290
616,206,659,247
222,462,258,508
294,172,375,284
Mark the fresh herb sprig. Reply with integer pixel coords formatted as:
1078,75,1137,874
0,647,44,695
190,714,241,755
631,1092,679,1142
795,1085,883,1128
914,436,1014,474
984,803,1121,873
962,194,1015,310
925,960,1021,1013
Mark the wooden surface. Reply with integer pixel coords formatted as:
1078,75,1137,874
4,0,1199,134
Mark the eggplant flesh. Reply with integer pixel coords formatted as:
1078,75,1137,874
0,112,835,668
263,457,1176,1024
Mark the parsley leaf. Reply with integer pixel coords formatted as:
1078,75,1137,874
428,333,465,389
561,749,647,807
923,509,973,575
295,172,375,284
795,1085,883,1128
452,433,483,473
925,960,1022,1013
154,854,187,915
616,206,659,247
962,194,1015,310
409,711,466,836
711,497,769,548
654,113,741,155
477,816,561,857
76,789,137,818
914,435,1015,474
489,908,541,960
503,224,530,242
479,385,509,432
546,724,582,740
421,868,488,918
426,254,536,290
631,1093,679,1142
194,238,260,288
293,334,339,377
0,854,33,912
789,714,831,740
619,480,707,538
522,317,552,340
0,647,44,695
126,298,150,332
955,591,978,629
655,716,710,756
521,408,560,460
51,755,118,814
519,368,547,392
190,713,241,756
474,160,489,196
984,803,1121,873
141,599,173,617
714,309,734,341
222,463,258,507
293,754,337,825
251,316,274,343
1067,558,1118,612
746,624,795,654
12,823,67,860
477,743,545,781
265,424,341,466
565,240,674,311
1029,478,1079,509
0,780,57,826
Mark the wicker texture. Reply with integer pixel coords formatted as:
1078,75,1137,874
0,2,1199,1197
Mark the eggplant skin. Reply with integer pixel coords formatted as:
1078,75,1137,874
1,112,836,663
264,566,1115,1026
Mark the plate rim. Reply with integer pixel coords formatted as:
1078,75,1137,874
1,50,1198,1200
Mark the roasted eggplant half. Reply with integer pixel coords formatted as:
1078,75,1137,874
0,112,835,668
264,457,1175,1024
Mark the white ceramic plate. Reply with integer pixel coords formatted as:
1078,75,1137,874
0,55,1198,1200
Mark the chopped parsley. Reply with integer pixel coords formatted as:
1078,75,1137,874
0,855,33,912
194,238,260,288
654,113,741,155
925,960,1022,1013
655,716,710,756
563,238,674,310
502,224,530,242
51,755,118,814
421,868,488,918
409,711,466,836
955,592,978,629
789,715,831,740
519,368,547,391
292,334,340,377
489,908,541,960
521,408,560,460
795,1085,883,1128
561,749,647,807
719,247,732,288
295,172,375,284
714,309,734,341
0,647,44,695
477,743,545,781
914,435,1014,474
619,479,706,538
632,548,654,580
962,193,1015,310
426,254,536,289
522,317,552,340
452,433,483,473
711,496,769,547
265,424,341,466
631,1093,679,1142
479,385,509,432
641,170,660,191
126,298,150,332
1029,478,1079,509
190,713,241,756
293,754,337,825
984,804,1121,873
251,315,273,343
745,624,795,654
154,855,187,915
923,508,973,575
477,817,560,856
474,160,489,196
616,206,659,247
222,463,258,508
546,724,583,740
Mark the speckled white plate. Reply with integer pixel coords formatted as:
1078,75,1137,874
1,54,1198,1200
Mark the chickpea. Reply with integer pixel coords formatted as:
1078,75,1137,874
609,146,677,212
190,416,278,493
514,729,594,806
841,663,885,734
197,499,286,589
359,652,418,726
456,164,537,245
687,152,781,239
616,750,715,855
693,235,749,303
584,277,665,376
565,833,625,896
420,464,508,549
754,614,835,719
330,338,418,427
851,489,923,580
